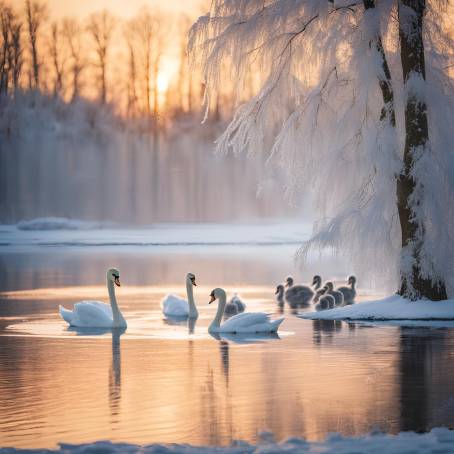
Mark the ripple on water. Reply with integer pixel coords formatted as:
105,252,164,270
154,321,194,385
1,253,454,449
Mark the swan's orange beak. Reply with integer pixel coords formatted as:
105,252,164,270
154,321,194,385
114,277,121,287
208,294,216,304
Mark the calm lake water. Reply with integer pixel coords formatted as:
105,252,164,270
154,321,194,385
1,245,454,449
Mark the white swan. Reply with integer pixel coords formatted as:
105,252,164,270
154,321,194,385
224,293,246,316
59,268,127,328
161,273,198,318
336,276,357,305
208,288,284,333
324,281,344,307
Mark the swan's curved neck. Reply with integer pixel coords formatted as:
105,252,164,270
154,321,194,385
277,288,284,301
314,278,321,290
351,280,356,290
209,294,226,332
186,279,198,318
108,279,125,327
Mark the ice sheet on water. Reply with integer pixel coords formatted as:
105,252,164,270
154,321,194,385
2,428,454,453
301,294,454,321
16,217,109,231
0,220,312,247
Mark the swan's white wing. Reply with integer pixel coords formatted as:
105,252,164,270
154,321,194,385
77,301,113,316
222,312,270,328
70,301,114,327
59,305,74,324
219,312,283,333
219,312,284,333
161,294,189,316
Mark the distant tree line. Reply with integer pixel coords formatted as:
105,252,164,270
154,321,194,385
0,0,231,133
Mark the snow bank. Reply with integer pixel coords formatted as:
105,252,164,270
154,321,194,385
301,295,454,321
16,217,105,231
2,428,454,453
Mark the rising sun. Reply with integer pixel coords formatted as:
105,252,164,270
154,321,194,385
157,73,169,94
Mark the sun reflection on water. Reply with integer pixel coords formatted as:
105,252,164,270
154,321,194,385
1,253,454,449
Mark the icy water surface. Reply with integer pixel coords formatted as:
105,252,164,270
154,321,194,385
0,244,454,449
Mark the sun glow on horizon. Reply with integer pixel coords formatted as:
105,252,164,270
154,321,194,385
157,72,170,94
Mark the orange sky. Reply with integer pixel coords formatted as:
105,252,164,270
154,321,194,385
43,1,207,104
46,0,206,18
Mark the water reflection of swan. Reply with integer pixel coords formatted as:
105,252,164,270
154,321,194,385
161,273,198,318
162,314,198,334
60,268,127,328
312,320,342,345
219,340,229,384
65,326,124,417
109,328,122,418
210,331,281,344
163,315,188,326
208,288,284,334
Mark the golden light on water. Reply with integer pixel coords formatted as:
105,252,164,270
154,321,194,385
0,283,402,448
0,285,273,301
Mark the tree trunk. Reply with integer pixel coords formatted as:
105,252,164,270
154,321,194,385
101,58,106,104
397,0,447,300
363,0,396,128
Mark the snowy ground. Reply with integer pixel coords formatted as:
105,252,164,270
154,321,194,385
2,428,454,453
301,295,454,321
0,218,311,248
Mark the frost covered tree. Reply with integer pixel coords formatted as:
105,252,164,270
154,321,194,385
190,0,454,300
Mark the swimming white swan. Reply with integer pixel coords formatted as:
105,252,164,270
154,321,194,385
208,288,284,334
224,293,246,316
59,268,127,328
324,282,344,307
285,275,320,308
161,273,198,318
336,276,357,305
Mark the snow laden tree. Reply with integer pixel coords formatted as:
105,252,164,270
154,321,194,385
190,0,454,300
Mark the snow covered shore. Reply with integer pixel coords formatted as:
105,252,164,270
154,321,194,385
301,295,454,321
2,428,454,453
0,219,311,248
